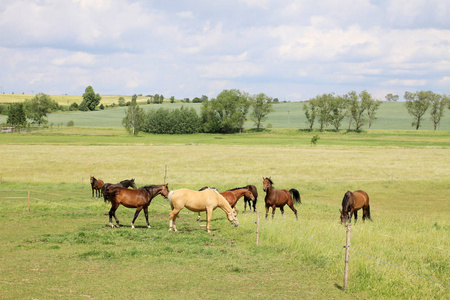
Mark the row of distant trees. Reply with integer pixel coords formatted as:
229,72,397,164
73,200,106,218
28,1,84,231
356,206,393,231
122,89,274,135
303,91,382,132
6,86,101,127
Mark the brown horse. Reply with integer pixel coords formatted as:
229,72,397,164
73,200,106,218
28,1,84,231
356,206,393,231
262,177,301,219
168,188,239,233
90,176,104,198
340,190,372,224
104,184,169,229
102,178,138,202
243,185,258,212
196,186,255,221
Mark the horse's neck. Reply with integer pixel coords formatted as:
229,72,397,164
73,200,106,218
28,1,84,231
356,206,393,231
217,195,233,213
231,189,246,198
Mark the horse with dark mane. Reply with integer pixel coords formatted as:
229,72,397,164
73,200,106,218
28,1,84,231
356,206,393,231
243,185,258,212
103,183,169,229
90,176,104,198
262,177,301,219
102,178,137,202
340,190,372,224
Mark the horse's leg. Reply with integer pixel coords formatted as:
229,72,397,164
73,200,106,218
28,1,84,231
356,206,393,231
271,205,276,219
169,209,180,232
244,199,248,212
92,187,94,198
280,206,285,217
354,210,358,223
144,206,151,228
109,203,120,228
265,205,270,219
253,200,257,212
131,207,143,229
206,208,213,233
287,203,298,220
196,212,201,221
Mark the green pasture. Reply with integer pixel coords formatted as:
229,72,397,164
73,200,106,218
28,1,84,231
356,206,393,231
1,94,450,130
0,130,449,299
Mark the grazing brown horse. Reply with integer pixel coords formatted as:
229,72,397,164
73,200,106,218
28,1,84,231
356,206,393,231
168,188,239,233
90,176,104,198
243,185,258,212
104,184,169,229
196,186,255,221
340,190,372,224
262,177,301,219
102,178,137,202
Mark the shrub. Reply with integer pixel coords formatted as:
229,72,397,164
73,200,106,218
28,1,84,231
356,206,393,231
67,120,75,127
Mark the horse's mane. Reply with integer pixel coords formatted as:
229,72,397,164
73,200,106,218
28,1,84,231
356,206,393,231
342,191,352,211
265,178,274,185
229,186,248,191
120,178,134,184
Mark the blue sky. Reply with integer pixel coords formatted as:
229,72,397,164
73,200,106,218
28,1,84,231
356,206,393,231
1,0,449,101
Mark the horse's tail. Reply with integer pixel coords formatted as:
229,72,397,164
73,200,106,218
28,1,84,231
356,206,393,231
103,188,119,203
367,205,373,221
289,189,301,204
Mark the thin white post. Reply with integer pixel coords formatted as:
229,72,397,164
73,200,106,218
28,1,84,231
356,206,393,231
343,224,351,291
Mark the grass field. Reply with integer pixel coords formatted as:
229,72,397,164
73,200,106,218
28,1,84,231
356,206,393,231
1,94,450,130
0,129,449,299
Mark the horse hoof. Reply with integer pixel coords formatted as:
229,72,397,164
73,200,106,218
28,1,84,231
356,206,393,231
147,225,151,228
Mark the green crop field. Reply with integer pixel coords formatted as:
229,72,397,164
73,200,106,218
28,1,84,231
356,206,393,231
0,128,449,299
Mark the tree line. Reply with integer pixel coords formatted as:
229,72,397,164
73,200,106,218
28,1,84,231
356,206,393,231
3,85,449,133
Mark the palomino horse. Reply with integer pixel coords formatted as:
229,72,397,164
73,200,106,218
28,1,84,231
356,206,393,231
243,185,258,212
90,176,104,198
104,184,169,229
102,178,138,202
340,190,372,224
168,188,239,233
262,177,301,219
196,186,255,221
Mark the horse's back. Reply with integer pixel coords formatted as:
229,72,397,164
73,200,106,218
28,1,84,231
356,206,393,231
353,190,369,207
171,188,220,211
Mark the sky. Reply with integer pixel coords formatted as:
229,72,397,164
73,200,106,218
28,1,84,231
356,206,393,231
1,0,449,101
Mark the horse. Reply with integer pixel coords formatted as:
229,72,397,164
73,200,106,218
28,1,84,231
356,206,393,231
102,178,137,202
196,186,255,221
103,183,169,229
262,177,301,219
90,176,104,198
243,184,258,212
340,190,372,224
168,188,239,233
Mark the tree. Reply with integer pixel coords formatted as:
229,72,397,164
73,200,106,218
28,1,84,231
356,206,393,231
316,93,333,131
118,97,126,106
80,86,101,111
250,93,273,131
345,90,370,132
122,98,145,136
429,93,447,130
303,99,318,132
7,103,27,127
329,95,347,132
366,98,382,129
170,96,175,103
24,93,58,125
404,91,431,130
201,89,250,133
385,94,399,102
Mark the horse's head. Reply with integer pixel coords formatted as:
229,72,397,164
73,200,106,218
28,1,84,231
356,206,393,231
129,179,137,189
227,208,239,227
340,191,353,224
90,176,95,184
245,187,255,200
262,177,272,192
160,183,170,198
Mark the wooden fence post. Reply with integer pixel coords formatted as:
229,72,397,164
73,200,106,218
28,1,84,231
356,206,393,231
256,211,260,246
343,224,351,291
